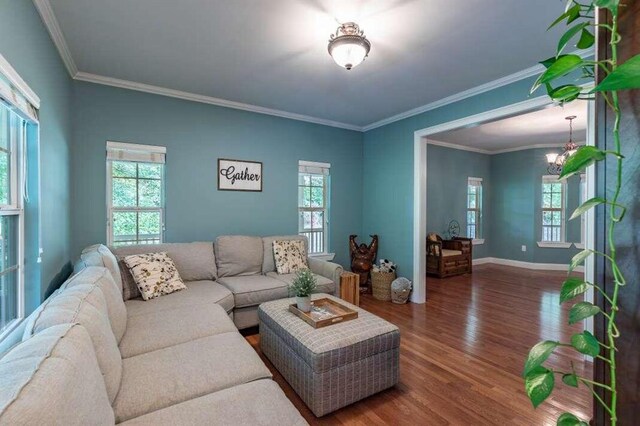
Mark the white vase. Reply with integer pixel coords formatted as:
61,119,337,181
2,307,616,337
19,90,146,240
296,296,312,313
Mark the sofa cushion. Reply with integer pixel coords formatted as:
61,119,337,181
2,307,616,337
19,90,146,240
266,271,335,294
123,252,187,301
24,284,122,404
60,266,127,343
125,280,234,317
273,239,308,274
113,242,217,282
77,244,123,295
0,324,114,425
262,235,308,273
217,275,288,308
119,303,237,358
119,380,307,426
215,235,263,277
113,331,272,423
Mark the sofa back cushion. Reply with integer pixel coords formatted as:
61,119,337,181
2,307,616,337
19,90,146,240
215,236,263,277
61,266,127,343
113,241,216,284
0,324,115,425
262,235,308,273
24,284,123,404
76,244,123,295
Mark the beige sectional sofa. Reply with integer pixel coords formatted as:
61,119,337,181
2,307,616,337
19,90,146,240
0,234,342,425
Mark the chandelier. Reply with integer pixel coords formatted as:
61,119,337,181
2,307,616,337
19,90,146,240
328,22,371,70
546,115,579,175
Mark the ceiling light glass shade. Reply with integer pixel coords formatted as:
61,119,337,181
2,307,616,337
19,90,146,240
546,153,559,164
328,22,371,70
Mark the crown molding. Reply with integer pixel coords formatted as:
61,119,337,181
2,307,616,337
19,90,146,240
33,0,78,77
74,72,362,131
362,49,594,132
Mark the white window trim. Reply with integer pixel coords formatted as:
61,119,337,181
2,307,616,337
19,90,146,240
106,142,166,246
298,160,330,255
540,175,567,245
466,177,482,240
472,239,485,245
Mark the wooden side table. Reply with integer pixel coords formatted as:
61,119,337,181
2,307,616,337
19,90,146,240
340,272,360,306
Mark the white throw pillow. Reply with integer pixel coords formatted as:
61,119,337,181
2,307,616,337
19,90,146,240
123,252,186,300
273,240,308,274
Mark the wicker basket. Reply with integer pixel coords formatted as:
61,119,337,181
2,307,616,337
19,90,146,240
391,287,411,304
371,271,396,301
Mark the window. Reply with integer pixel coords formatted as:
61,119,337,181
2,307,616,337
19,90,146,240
466,177,482,239
298,161,330,254
541,175,566,243
578,173,587,248
107,142,166,246
0,103,25,336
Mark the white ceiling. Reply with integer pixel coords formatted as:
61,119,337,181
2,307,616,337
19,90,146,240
430,100,588,153
45,0,578,129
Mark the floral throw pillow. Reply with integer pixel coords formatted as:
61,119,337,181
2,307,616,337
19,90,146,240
273,240,308,275
123,252,186,301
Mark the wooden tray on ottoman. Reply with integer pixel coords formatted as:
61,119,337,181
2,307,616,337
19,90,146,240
289,298,358,328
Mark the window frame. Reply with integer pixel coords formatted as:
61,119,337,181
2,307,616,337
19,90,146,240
298,161,330,256
466,177,483,243
106,142,166,246
538,175,571,247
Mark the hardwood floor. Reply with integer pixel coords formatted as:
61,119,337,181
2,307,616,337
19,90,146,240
245,264,592,425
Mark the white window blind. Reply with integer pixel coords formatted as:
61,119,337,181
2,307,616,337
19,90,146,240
106,141,166,164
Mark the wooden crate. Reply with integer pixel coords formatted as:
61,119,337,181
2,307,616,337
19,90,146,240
340,272,360,306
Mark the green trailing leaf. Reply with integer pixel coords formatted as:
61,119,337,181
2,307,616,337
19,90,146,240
559,146,607,179
562,373,579,388
594,0,620,12
548,4,581,30
595,54,640,91
557,23,588,55
576,29,595,50
549,85,582,102
525,367,555,408
531,55,584,93
569,302,601,325
523,341,559,376
569,249,592,273
570,197,606,220
571,331,600,357
540,56,557,69
557,412,588,426
560,277,589,304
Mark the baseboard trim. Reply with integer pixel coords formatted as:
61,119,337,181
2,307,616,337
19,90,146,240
473,257,584,273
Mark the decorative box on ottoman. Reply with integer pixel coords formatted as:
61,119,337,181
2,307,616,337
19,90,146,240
258,294,400,417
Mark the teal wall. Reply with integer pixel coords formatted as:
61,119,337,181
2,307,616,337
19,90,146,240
71,82,363,267
426,145,491,258
0,0,73,312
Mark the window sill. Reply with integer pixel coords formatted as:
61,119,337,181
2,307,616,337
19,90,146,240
472,239,485,245
308,252,336,261
574,243,585,249
536,242,572,248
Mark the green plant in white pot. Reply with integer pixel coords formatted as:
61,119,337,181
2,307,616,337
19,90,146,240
290,269,317,313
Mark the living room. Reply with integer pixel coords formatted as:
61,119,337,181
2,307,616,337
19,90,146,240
0,1,638,425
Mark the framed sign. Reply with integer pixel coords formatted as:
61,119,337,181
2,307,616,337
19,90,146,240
217,158,263,192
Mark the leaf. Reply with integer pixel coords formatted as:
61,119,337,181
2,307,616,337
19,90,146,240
557,23,588,55
594,0,620,12
569,302,600,324
562,373,579,388
525,366,555,408
559,146,607,179
569,249,592,273
595,54,640,92
560,277,589,303
570,197,606,220
576,29,595,50
548,4,581,30
557,412,588,426
540,56,557,69
571,331,600,356
549,85,582,102
532,55,584,93
523,341,559,376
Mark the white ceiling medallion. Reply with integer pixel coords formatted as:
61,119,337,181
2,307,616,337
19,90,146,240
328,22,371,70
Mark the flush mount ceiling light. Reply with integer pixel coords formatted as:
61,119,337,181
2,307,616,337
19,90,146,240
546,115,579,175
328,22,371,70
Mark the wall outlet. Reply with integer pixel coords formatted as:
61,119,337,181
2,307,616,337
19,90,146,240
521,245,527,252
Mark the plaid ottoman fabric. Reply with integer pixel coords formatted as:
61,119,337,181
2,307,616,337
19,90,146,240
259,294,400,417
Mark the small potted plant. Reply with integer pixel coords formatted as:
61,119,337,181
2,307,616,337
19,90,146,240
289,269,316,313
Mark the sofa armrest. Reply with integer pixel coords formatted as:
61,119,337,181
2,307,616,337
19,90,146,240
307,257,344,296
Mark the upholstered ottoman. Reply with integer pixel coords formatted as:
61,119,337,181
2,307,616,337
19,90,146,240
258,294,400,417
